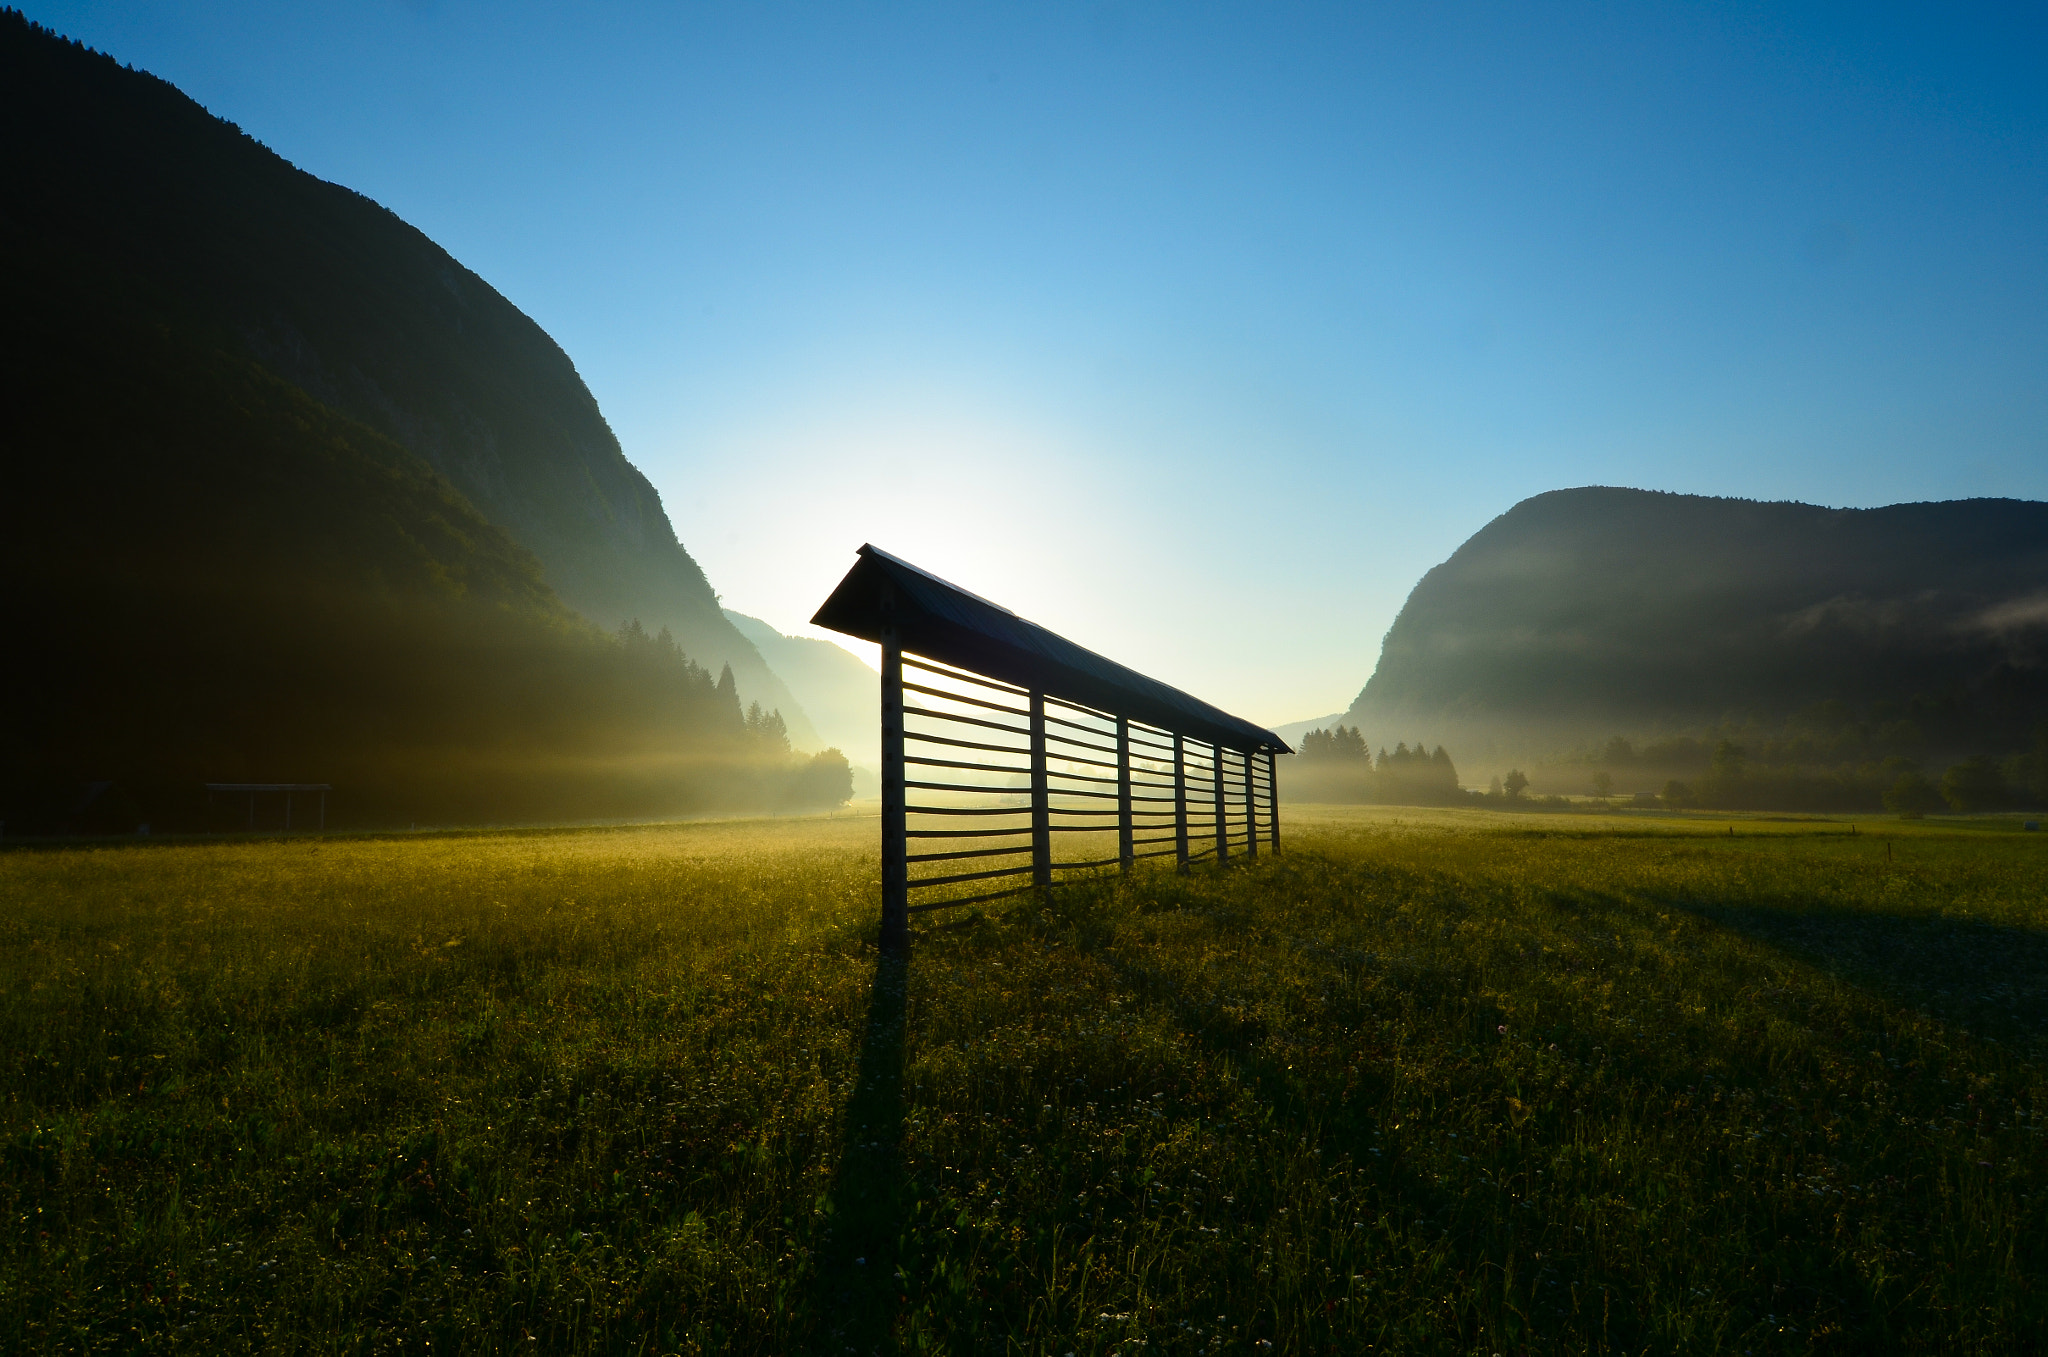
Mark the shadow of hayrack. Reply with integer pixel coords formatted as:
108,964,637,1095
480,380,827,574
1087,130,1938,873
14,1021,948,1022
1681,901,2048,1043
807,946,909,1355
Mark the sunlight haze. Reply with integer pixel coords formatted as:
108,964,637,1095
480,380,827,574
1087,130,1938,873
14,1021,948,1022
30,0,2047,724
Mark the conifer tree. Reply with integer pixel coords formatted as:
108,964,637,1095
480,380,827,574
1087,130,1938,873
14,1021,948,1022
716,663,741,725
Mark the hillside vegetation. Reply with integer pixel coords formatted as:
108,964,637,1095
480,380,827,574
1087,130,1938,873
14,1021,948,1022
725,611,881,769
1285,719,2048,816
0,14,844,828
1336,487,2048,811
1282,729,1467,805
3,810,2042,1352
0,13,803,725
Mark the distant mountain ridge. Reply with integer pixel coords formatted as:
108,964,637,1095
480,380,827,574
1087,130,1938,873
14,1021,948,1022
723,612,879,768
1341,487,2048,763
0,11,814,744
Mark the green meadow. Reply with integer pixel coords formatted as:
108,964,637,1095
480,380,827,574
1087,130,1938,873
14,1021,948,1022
2,809,2044,1354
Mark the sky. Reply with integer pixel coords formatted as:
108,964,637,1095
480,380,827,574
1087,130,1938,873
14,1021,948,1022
26,1,2048,726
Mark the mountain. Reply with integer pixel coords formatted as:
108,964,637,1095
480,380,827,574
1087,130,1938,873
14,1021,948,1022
1340,488,2048,766
722,612,881,766
0,14,850,828
0,11,814,743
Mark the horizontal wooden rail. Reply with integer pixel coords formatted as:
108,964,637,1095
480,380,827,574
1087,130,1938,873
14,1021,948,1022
873,632,1280,942
905,754,1029,776
903,655,1029,695
907,844,1033,864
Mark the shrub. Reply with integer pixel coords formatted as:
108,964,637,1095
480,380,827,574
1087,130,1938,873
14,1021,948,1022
1941,756,2011,813
1883,771,1944,819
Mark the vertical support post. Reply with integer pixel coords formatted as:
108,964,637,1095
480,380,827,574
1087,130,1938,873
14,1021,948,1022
1243,749,1258,859
879,623,908,953
1029,691,1051,891
1116,716,1134,872
1173,734,1189,872
1213,743,1229,864
1267,750,1280,852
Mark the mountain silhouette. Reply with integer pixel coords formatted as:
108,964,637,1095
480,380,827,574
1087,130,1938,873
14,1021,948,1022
0,13,847,827
1341,487,2048,761
0,10,815,744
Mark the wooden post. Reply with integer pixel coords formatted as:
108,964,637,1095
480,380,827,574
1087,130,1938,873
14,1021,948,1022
1267,750,1280,852
1213,743,1228,864
1243,748,1257,859
1030,691,1051,891
879,623,908,952
1117,716,1133,872
1174,734,1189,872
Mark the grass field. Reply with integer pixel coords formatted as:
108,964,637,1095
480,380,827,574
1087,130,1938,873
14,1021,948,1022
2,807,2044,1354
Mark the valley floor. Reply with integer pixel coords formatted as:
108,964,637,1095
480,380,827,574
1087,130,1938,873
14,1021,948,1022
2,808,2043,1352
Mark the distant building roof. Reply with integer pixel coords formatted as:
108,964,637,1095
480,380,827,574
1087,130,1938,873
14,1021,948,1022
812,544,1289,754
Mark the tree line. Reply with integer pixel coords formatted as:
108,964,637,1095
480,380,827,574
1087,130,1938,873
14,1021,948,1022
1287,727,1464,804
1570,703,2048,814
1644,734,2048,816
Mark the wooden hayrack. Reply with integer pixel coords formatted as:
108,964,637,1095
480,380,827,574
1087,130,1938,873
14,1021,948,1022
813,546,1290,949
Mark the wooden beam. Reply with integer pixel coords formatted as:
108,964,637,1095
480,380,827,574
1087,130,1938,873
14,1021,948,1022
1030,690,1051,891
1243,747,1257,859
1213,742,1228,864
1174,734,1189,872
1267,750,1280,852
880,613,909,952
1117,715,1134,872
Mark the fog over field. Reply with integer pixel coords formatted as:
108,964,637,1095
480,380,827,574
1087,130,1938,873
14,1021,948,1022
7,6,2046,829
5,6,2048,1350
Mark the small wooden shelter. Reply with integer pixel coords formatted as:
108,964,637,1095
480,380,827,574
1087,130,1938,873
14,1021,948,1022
813,545,1290,948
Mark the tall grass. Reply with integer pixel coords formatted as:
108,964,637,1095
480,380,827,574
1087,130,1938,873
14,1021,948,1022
1,808,2042,1352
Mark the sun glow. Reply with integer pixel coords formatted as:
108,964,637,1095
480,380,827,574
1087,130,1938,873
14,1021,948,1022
670,393,1153,673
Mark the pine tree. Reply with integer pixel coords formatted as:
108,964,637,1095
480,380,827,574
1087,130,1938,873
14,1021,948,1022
716,663,742,728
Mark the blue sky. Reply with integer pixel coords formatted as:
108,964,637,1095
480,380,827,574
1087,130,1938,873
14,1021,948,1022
27,1,2047,724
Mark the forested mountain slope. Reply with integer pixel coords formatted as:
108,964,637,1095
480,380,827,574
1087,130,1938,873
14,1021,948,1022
1342,488,2048,764
0,11,814,743
0,14,845,828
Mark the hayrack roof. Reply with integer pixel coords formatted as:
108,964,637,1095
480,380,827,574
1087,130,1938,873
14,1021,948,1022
811,545,1290,754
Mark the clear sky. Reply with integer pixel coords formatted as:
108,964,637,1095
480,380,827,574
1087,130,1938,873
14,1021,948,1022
27,1,2047,726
